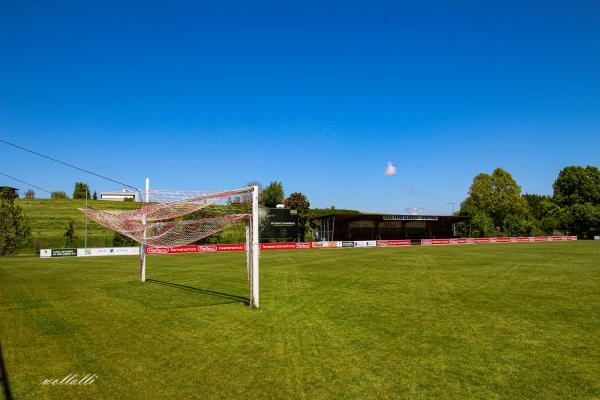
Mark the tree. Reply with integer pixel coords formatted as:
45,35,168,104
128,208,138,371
468,212,495,237
226,182,262,206
73,182,91,200
51,191,68,199
113,231,137,247
243,181,262,204
459,168,527,228
0,187,18,200
540,215,561,235
566,203,600,239
462,173,494,215
520,193,557,235
24,189,35,199
502,214,540,237
284,192,311,241
552,166,600,237
64,221,76,248
0,195,31,255
260,181,284,208
93,191,98,200
523,194,552,221
553,166,600,208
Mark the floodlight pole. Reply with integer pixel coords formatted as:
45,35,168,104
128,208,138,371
139,177,149,282
251,185,260,308
446,202,455,214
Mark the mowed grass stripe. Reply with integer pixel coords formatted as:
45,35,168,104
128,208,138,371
0,241,599,399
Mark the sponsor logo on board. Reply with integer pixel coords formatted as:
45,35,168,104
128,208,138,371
51,249,77,257
146,247,170,254
198,245,218,252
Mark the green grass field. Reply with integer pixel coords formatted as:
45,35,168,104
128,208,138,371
1,242,599,399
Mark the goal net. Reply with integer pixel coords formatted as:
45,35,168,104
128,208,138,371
79,181,260,308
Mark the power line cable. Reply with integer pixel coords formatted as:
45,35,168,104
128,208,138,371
0,171,53,194
0,138,140,190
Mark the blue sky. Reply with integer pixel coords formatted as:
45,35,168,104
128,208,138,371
1,1,599,214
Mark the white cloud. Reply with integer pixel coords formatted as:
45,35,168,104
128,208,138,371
405,203,426,215
384,161,397,176
404,207,425,215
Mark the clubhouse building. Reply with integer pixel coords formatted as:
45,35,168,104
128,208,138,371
313,213,470,241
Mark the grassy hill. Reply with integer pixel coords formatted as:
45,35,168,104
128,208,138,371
17,199,142,252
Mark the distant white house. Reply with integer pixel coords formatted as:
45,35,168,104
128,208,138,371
100,189,139,201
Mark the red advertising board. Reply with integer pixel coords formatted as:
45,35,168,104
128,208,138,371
259,243,296,250
147,242,314,254
168,245,202,253
146,244,246,254
147,245,199,254
198,245,218,252
218,244,246,252
146,236,576,254
146,247,171,254
260,242,314,250
376,240,411,247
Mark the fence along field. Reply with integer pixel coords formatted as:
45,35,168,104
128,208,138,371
39,235,578,258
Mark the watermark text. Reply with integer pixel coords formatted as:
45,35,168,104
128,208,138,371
42,373,97,386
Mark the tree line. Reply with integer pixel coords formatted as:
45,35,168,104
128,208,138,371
458,166,600,238
50,182,98,200
17,182,99,200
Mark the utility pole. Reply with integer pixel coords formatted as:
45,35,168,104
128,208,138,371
446,202,455,214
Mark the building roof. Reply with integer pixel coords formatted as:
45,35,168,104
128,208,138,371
100,191,137,196
313,212,470,223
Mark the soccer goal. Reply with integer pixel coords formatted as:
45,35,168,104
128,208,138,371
80,179,260,308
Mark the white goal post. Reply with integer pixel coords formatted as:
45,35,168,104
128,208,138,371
82,179,260,309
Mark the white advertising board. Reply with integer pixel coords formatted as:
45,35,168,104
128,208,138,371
354,241,377,247
77,247,140,257
40,247,140,258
